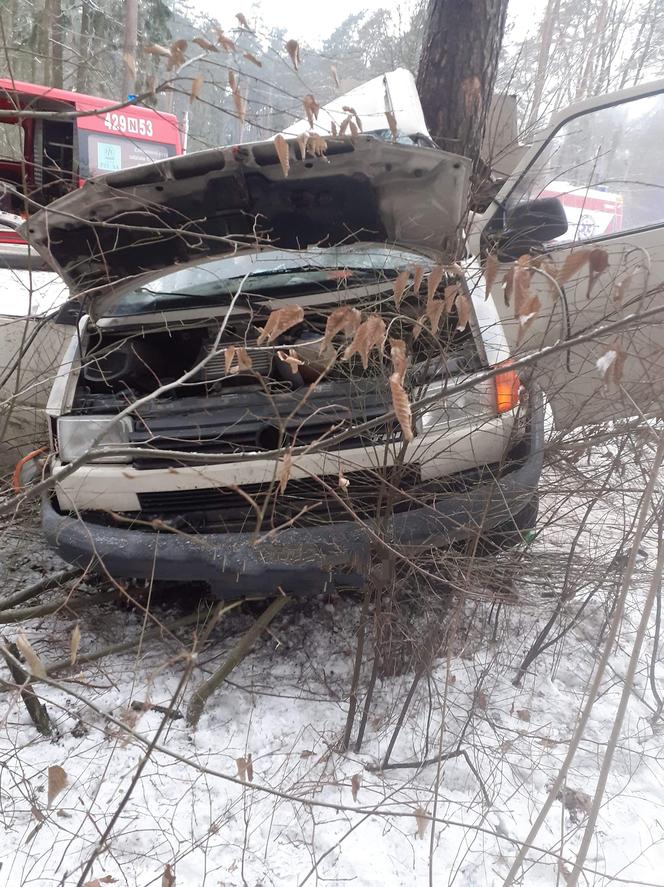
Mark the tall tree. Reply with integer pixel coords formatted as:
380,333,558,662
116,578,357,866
121,0,138,98
416,0,509,161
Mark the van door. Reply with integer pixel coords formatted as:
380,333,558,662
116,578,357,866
478,78,664,431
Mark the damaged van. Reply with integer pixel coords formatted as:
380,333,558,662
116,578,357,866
25,72,664,597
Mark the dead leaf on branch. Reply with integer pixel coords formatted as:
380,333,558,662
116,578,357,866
236,753,254,781
230,75,246,124
444,283,459,315
342,105,362,131
320,306,362,352
296,133,308,160
243,51,262,67
286,39,300,70
389,339,412,441
47,765,68,807
277,349,304,374
330,120,338,137
278,449,293,495
167,39,187,71
390,373,413,442
192,36,217,53
515,708,530,722
456,294,471,331
516,295,541,344
385,110,398,140
415,807,429,839
343,315,386,368
144,43,171,58
224,345,236,374
597,343,626,386
412,265,425,294
236,347,253,371
70,623,81,666
555,248,592,285
190,73,204,102
427,265,445,302
308,133,327,156
351,772,361,802
161,864,175,887
484,252,499,300
16,633,46,678
273,134,290,178
303,94,320,128
392,269,409,307
82,877,117,887
425,298,445,334
236,12,252,30
215,29,236,52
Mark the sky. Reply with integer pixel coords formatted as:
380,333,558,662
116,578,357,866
194,0,540,47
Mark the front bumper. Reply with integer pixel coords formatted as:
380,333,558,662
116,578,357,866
42,394,544,598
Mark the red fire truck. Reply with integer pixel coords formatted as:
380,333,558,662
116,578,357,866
0,79,182,248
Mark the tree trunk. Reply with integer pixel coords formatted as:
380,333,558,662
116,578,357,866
121,0,138,99
416,0,509,162
76,0,92,93
49,0,63,88
526,0,560,132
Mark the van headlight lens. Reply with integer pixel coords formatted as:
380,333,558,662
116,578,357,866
417,378,497,433
57,416,132,463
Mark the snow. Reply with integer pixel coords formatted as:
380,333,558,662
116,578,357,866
0,268,68,317
1,483,664,887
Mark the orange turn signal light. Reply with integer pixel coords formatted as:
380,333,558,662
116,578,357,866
494,367,520,413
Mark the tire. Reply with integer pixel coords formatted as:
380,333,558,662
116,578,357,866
473,493,539,555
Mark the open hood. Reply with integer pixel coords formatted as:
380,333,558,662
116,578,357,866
23,135,470,301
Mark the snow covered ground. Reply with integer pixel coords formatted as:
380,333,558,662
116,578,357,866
1,480,663,887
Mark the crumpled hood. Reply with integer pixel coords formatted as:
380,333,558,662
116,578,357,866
23,135,471,301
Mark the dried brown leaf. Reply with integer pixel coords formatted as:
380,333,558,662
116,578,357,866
83,878,117,887
455,294,471,331
224,345,236,375
351,772,361,802
236,347,252,371
47,765,67,807
302,94,320,128
415,807,429,839
427,265,445,301
162,864,175,887
296,132,309,160
556,249,592,285
589,248,609,275
215,29,236,52
70,623,81,666
243,51,262,67
16,632,46,678
144,43,171,58
484,252,499,300
475,690,488,711
236,12,252,30
339,116,351,137
516,708,530,722
426,299,446,334
392,269,409,307
192,36,217,52
331,65,340,88
277,349,304,374
231,78,246,124
412,265,425,294
389,338,409,380
286,39,300,70
443,283,459,314
516,294,541,344
228,70,237,92
502,268,514,308
348,117,359,137
308,133,327,156
385,110,398,140
235,754,254,781
190,73,204,102
342,105,362,131
168,38,187,70
343,315,386,368
277,449,293,495
330,120,338,137
321,306,362,352
273,134,290,178
390,373,413,442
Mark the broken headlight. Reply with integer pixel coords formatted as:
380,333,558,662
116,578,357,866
57,416,132,463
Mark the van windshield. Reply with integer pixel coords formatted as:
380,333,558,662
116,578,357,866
92,246,430,317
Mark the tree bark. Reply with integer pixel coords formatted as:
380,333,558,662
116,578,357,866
526,0,560,132
416,0,509,161
76,0,92,93
121,0,138,99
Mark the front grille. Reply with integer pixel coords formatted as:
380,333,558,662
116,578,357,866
129,381,399,460
136,466,421,533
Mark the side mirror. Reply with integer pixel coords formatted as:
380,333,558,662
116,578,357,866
499,197,568,260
